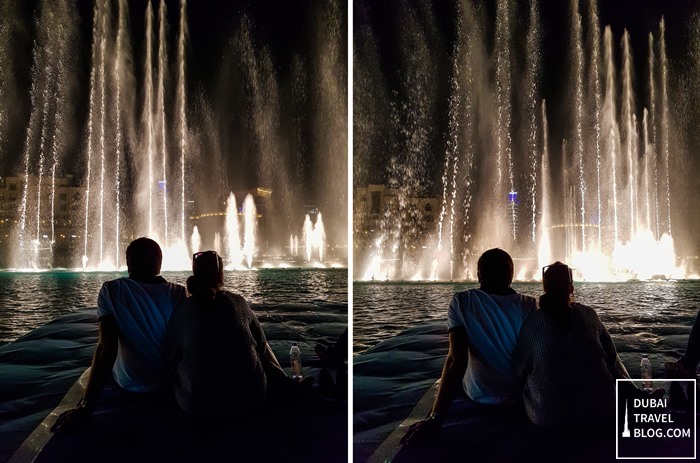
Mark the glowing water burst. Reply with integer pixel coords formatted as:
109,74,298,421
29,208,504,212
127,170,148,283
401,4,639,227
213,232,222,255
220,192,257,269
289,234,300,257
160,239,190,271
430,258,439,281
242,194,257,269
225,193,243,269
515,267,529,282
612,231,680,280
362,253,388,281
302,212,326,263
190,225,201,254
559,228,681,282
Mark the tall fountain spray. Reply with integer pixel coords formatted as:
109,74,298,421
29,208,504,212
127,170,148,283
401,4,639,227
526,0,541,247
659,17,671,237
537,101,551,269
589,0,603,251
82,0,191,270
495,0,515,240
178,0,188,244
5,1,342,272
98,0,107,265
356,0,688,281
35,64,49,247
145,2,154,238
648,32,659,240
49,23,66,250
82,2,98,269
114,0,126,268
10,0,78,269
158,0,169,247
572,0,586,250
621,30,637,241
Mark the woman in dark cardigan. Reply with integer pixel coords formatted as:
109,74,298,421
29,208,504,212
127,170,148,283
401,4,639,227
164,250,291,417
513,262,620,427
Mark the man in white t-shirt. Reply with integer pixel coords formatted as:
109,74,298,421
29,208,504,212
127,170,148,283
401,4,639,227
402,248,536,444
52,238,186,432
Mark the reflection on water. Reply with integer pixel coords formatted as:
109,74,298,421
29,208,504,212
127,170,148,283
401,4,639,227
0,268,347,345
354,281,700,376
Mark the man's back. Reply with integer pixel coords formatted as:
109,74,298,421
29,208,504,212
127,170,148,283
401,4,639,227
97,276,186,392
447,288,536,405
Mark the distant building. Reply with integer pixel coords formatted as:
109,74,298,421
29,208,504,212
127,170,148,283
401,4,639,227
354,184,440,255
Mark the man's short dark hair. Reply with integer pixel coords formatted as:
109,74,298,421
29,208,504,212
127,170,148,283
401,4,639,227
126,237,162,277
477,248,514,289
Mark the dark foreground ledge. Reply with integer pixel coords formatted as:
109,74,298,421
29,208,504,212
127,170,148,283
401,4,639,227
0,307,347,463
353,321,698,463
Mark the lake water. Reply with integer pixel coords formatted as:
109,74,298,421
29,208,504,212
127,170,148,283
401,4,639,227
354,280,700,377
0,268,348,346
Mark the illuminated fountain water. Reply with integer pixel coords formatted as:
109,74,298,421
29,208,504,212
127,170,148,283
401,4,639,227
8,0,192,270
356,0,692,281
4,0,346,272
225,193,244,269
302,213,326,264
10,0,193,271
289,235,299,258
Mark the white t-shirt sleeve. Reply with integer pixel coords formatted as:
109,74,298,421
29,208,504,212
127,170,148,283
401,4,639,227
96,281,115,320
447,293,464,331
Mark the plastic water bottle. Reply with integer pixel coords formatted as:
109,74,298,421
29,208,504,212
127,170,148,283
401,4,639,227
290,343,303,380
641,354,653,391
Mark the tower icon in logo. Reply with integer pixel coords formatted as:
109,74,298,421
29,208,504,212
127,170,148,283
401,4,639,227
622,400,631,438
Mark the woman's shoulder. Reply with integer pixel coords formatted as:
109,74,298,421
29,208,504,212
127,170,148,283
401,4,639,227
572,302,599,317
218,290,250,307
